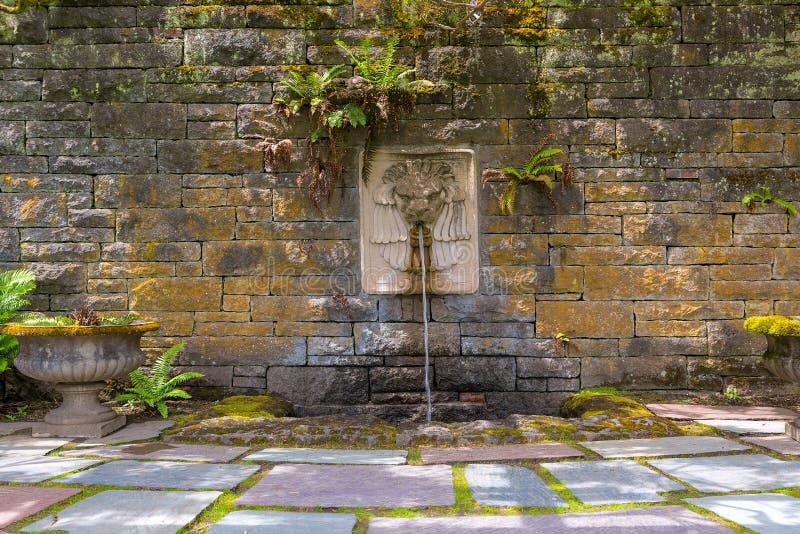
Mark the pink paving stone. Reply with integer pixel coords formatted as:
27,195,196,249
0,486,81,528
420,443,583,464
742,435,800,456
646,404,798,421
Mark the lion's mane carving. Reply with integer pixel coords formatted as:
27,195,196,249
371,159,470,272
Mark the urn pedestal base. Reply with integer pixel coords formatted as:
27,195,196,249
788,418,800,443
32,382,124,438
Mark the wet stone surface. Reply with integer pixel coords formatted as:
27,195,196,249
22,489,221,534
0,436,70,456
207,511,358,534
75,420,175,446
63,442,249,462
686,494,800,534
236,464,456,508
541,460,685,505
366,506,732,533
58,460,259,490
464,463,567,508
649,454,800,493
581,436,750,458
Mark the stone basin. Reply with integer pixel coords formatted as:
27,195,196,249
1,321,159,438
762,334,800,442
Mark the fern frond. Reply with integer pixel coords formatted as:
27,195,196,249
155,401,168,419
150,343,184,385
128,369,150,390
524,147,562,170
361,127,376,182
162,389,193,400
163,372,204,389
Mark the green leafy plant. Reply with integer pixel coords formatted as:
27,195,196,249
271,37,438,209
15,311,139,327
0,269,36,374
553,332,572,356
0,0,52,15
4,404,27,421
114,343,204,418
723,384,740,403
741,186,797,215
482,136,573,215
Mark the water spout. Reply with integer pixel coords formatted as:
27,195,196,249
418,222,432,422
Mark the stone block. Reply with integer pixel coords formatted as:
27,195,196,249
581,356,687,389
509,119,615,145
786,134,800,165
624,215,731,246
0,193,67,227
158,140,262,173
42,70,144,102
181,336,306,366
95,175,182,209
307,337,354,356
93,103,186,139
370,367,426,393
0,228,19,261
775,248,800,279
430,295,536,322
536,301,634,338
203,239,356,275
147,82,272,103
101,243,200,262
517,357,580,378
246,5,353,29
585,266,708,300
0,9,47,45
50,156,156,174
129,277,222,311
707,320,767,357
0,121,23,155
552,246,665,266
355,322,459,356
117,208,235,242
267,367,368,405
434,356,516,391
486,392,567,417
588,98,689,118
683,6,785,43
15,44,183,69
691,99,773,118
461,337,555,357
483,234,549,265
652,66,800,100
417,46,538,84
617,119,731,152
184,29,305,65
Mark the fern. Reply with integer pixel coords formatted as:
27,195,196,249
742,186,798,215
0,269,36,374
114,343,204,418
483,144,566,215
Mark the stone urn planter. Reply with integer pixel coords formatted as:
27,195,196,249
744,315,800,442
0,321,159,438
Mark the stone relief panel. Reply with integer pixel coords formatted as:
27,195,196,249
360,148,479,294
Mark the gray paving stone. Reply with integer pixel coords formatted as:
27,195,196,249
581,436,750,458
0,422,32,436
541,460,685,505
0,456,101,483
59,460,259,490
743,435,800,455
63,442,249,462
0,435,70,456
650,454,800,492
647,404,798,421
366,506,732,533
208,511,357,534
465,464,567,508
22,489,221,534
420,443,583,464
0,486,81,528
236,464,455,508
697,419,787,434
244,447,407,464
686,493,800,534
75,420,175,446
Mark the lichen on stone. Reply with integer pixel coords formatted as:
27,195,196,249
744,315,800,336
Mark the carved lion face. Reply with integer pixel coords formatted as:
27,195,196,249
392,168,447,226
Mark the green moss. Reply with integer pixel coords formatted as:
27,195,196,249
560,391,653,419
744,315,800,336
168,394,293,431
526,83,552,118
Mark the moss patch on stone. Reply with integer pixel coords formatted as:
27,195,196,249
560,390,653,419
167,394,293,433
744,315,800,336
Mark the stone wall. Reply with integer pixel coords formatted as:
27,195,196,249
1,0,799,416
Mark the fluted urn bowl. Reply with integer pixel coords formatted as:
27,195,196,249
1,321,159,437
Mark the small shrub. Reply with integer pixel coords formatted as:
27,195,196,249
741,186,797,215
0,269,36,373
114,343,204,418
743,315,800,336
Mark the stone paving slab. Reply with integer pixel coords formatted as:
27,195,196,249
74,420,175,447
244,447,407,465
541,459,685,505
650,454,800,492
63,442,249,462
236,464,456,508
59,460,259,490
0,456,101,483
580,436,750,458
0,486,81,528
697,419,787,434
686,493,800,534
207,511,358,534
0,435,70,456
22,489,221,534
646,404,798,421
366,506,732,533
742,435,800,455
0,422,32,437
465,464,567,508
420,443,583,464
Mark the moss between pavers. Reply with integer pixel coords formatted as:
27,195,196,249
744,315,800,336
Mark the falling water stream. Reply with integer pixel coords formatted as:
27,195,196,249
418,222,432,422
